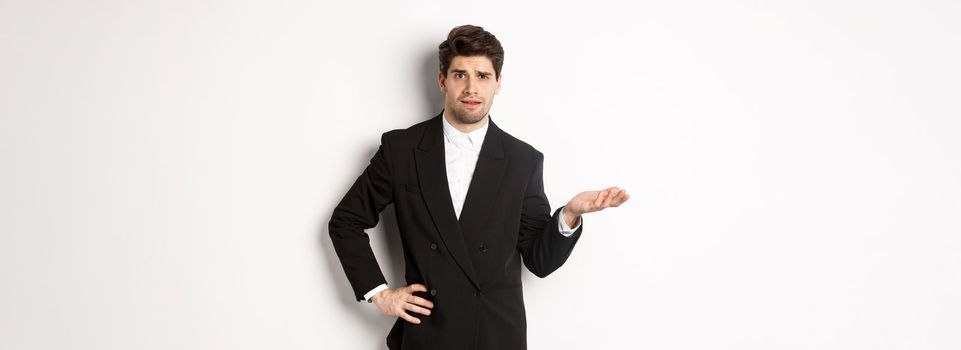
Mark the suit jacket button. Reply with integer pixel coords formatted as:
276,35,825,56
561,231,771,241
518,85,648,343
479,244,487,253
429,243,438,250
429,288,437,296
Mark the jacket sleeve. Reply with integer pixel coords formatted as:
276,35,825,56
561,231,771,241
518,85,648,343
516,151,584,278
328,132,394,301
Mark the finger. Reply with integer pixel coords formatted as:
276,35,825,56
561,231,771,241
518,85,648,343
408,296,434,308
610,195,626,207
603,189,619,207
611,192,629,206
407,284,428,293
611,189,626,201
593,190,608,208
600,189,616,208
398,310,421,324
404,302,432,316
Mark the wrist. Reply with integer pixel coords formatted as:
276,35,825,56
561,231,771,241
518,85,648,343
370,289,388,304
562,206,581,227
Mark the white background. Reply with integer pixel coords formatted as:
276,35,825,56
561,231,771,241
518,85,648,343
2,0,959,349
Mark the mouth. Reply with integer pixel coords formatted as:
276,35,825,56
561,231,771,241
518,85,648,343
460,99,482,108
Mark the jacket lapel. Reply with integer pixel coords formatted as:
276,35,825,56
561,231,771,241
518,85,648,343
414,111,493,290
457,117,506,234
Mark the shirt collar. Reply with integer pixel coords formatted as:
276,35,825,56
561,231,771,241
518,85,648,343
441,110,489,147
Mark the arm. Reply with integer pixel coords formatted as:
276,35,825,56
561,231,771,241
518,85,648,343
328,133,394,302
514,151,631,277
327,133,436,324
516,152,584,278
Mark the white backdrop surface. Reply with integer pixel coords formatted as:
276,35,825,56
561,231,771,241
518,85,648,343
1,0,959,349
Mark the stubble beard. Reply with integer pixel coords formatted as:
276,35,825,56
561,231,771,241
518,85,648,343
449,102,490,125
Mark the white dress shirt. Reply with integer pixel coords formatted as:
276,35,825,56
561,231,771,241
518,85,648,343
364,112,581,302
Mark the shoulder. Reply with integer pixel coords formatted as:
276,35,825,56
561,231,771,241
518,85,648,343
497,124,544,162
379,117,433,147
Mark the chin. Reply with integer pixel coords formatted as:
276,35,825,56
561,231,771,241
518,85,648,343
452,108,487,124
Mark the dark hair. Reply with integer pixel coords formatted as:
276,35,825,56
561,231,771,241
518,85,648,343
438,25,504,79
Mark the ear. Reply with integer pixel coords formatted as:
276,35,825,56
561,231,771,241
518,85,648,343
494,74,502,95
438,71,447,93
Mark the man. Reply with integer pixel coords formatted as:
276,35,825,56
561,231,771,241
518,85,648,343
328,24,629,349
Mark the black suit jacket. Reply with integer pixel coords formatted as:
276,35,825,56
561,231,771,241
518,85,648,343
329,111,584,350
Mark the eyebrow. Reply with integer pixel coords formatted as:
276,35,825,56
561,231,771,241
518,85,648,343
450,69,493,76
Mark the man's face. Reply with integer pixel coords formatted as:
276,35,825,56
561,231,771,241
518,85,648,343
438,55,501,125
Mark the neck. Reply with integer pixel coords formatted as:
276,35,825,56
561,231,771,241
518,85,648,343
443,110,488,134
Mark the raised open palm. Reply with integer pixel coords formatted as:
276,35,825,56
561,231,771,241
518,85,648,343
565,187,629,216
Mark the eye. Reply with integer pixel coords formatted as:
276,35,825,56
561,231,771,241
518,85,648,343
454,73,464,79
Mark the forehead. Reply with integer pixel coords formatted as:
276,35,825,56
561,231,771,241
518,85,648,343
448,55,495,73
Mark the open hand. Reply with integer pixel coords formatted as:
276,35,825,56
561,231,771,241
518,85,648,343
370,284,434,324
563,187,630,224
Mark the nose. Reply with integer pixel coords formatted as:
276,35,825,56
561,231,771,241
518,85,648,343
464,76,477,95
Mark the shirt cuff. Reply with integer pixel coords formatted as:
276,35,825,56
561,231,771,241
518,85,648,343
558,207,582,237
364,284,389,302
